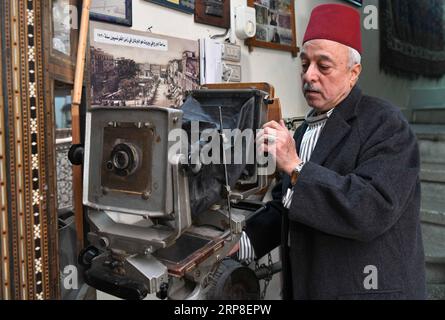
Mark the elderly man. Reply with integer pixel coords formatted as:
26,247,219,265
240,4,426,299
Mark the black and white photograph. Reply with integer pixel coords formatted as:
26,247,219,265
145,0,195,14
255,24,269,42
257,0,270,7
277,0,291,13
52,0,72,55
269,0,278,10
90,0,133,26
255,5,269,25
270,27,280,43
278,13,291,29
89,21,199,108
269,11,278,26
277,27,293,45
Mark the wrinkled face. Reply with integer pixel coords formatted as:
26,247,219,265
300,39,361,112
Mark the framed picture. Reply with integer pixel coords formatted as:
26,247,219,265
51,0,80,60
47,0,81,83
145,0,195,14
246,0,299,57
89,21,200,109
90,0,132,26
343,0,362,6
194,0,230,29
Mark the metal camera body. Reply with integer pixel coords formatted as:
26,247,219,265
82,89,269,300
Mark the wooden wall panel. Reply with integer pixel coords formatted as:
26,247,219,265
0,0,59,299
0,0,10,301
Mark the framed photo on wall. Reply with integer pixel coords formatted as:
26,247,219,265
246,0,299,57
144,0,195,14
194,0,230,29
343,0,362,6
48,0,81,83
90,0,133,26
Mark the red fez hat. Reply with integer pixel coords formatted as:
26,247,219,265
303,4,362,54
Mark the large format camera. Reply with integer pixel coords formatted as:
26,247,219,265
79,89,272,299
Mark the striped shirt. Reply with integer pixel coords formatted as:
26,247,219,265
238,108,334,264
282,108,334,208
299,108,334,163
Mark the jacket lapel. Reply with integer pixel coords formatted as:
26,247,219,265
308,86,362,166
308,115,351,165
295,122,307,154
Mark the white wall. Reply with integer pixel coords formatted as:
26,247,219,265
131,0,445,118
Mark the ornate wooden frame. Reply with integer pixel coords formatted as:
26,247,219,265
194,0,230,29
145,0,194,14
90,0,132,27
245,0,299,57
46,0,81,83
0,0,60,299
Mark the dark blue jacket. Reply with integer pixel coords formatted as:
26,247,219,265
246,86,426,299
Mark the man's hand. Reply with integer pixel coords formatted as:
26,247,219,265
257,120,302,175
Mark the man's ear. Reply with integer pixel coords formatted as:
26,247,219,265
350,64,362,87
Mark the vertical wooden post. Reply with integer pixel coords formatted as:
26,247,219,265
72,0,91,253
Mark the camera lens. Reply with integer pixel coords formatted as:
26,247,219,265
108,143,140,176
113,150,130,170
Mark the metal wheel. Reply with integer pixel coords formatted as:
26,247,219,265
207,258,260,300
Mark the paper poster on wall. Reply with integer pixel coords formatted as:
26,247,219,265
89,21,200,108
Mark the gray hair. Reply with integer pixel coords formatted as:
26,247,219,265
348,46,361,68
300,41,362,68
